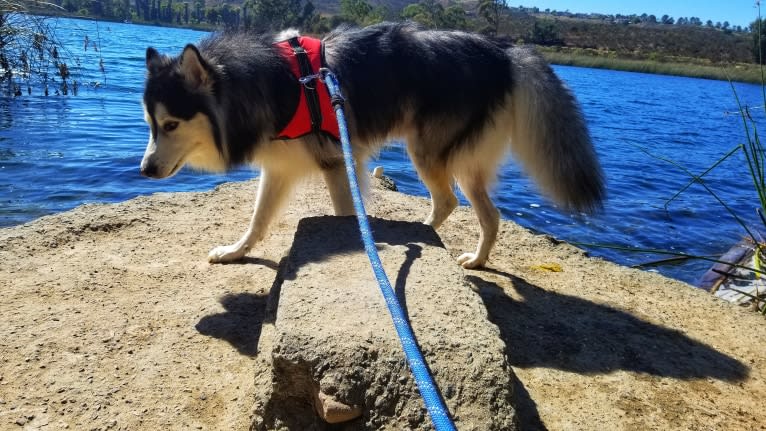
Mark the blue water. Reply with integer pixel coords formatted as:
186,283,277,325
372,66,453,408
1,17,764,284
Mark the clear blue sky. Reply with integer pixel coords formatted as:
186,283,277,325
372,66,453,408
524,1,761,28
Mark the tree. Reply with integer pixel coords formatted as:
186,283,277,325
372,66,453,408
478,0,506,35
528,19,562,45
242,0,308,30
339,0,383,25
193,0,203,23
205,6,219,25
113,0,131,20
340,0,370,23
442,5,467,29
62,0,78,12
400,1,466,29
401,3,431,26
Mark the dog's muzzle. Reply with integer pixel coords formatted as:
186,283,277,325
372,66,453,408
140,138,166,178
139,161,159,178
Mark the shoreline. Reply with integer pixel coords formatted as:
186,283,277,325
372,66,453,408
541,47,763,84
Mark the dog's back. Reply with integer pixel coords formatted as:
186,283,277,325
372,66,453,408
324,23,512,155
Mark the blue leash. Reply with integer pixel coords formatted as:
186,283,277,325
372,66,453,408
319,69,457,431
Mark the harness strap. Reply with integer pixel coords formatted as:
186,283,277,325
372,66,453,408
287,37,323,135
273,37,339,140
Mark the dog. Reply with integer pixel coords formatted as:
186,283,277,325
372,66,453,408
140,22,604,269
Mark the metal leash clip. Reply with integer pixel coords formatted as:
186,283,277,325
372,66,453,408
298,72,322,89
319,68,345,108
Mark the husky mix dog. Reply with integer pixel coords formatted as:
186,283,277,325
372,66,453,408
140,22,604,269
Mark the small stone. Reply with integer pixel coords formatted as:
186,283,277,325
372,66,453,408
444,384,456,399
314,391,362,424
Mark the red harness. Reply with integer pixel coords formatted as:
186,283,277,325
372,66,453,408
274,36,339,140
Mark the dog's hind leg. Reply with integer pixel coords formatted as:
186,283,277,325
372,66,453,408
455,172,500,269
322,165,355,216
208,168,296,263
409,155,458,229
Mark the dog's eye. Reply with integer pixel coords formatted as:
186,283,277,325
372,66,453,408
163,121,179,133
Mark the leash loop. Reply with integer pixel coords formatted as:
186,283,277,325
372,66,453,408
298,72,322,88
319,68,458,431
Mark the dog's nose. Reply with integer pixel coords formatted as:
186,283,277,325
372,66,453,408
140,163,157,178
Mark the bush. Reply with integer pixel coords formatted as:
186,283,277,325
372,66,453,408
0,2,78,96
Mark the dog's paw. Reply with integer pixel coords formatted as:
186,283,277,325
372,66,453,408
457,252,485,269
208,244,248,263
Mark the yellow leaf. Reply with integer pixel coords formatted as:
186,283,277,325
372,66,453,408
531,263,563,272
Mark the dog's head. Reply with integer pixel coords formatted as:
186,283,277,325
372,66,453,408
140,45,226,179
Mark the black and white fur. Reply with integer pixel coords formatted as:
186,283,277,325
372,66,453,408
141,22,604,268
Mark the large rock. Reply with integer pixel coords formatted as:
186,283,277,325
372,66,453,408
253,216,516,430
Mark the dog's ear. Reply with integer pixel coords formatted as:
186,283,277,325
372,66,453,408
179,44,211,89
146,47,164,74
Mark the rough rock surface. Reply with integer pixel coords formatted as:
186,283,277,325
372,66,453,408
1,177,765,430
253,217,515,430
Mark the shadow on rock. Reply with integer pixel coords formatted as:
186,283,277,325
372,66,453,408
281,216,443,281
469,270,748,382
511,372,547,431
195,292,269,356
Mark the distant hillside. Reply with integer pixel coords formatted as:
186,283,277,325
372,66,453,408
310,1,755,64
312,0,416,14
46,0,759,65
502,11,753,64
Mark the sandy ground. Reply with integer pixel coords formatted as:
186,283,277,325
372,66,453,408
1,177,765,430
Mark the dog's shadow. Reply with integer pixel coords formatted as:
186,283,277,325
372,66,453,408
470,269,747,380
195,291,270,356
468,269,748,430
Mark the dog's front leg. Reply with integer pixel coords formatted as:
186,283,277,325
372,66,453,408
208,168,295,263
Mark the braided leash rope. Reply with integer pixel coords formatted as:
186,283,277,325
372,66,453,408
318,68,457,431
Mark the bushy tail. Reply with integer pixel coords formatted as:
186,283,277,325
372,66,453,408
507,46,605,213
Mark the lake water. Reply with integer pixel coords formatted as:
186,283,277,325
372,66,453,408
1,17,764,284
